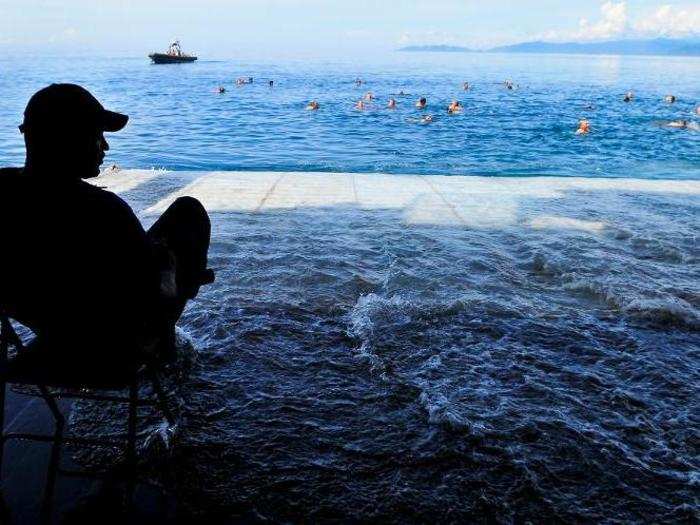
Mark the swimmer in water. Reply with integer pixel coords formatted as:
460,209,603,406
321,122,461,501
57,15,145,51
696,106,700,116
504,80,515,90
463,82,470,91
355,78,363,87
306,100,320,111
269,80,274,87
421,115,434,124
447,100,463,114
576,119,591,135
355,100,366,110
663,120,689,129
416,97,427,109
364,92,374,101
217,86,226,94
665,95,676,104
624,91,634,102
387,98,397,109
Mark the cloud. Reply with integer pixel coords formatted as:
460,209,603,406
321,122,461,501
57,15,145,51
539,1,628,42
633,4,700,37
538,2,700,43
580,1,628,40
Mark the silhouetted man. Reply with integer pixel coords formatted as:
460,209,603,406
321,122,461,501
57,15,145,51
0,84,213,381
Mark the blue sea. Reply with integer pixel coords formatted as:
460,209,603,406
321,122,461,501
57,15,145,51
0,53,699,178
1,54,699,522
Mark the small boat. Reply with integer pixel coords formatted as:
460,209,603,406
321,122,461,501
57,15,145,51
149,40,197,64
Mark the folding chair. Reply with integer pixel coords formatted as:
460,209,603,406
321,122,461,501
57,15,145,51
0,312,177,517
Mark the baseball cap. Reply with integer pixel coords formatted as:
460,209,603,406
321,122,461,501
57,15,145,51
21,83,128,133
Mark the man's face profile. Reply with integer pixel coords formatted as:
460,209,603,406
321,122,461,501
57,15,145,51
69,127,109,179
24,124,109,179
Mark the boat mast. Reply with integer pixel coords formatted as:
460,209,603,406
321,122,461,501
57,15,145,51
169,40,182,56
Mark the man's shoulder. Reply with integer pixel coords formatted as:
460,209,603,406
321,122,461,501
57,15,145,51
76,181,143,228
78,180,130,207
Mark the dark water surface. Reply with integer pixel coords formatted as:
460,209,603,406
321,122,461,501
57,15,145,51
65,171,699,523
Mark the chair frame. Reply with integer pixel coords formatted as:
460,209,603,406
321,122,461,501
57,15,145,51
0,312,176,518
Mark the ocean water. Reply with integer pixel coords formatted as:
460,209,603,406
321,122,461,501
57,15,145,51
61,168,697,523
0,53,699,178
1,54,699,522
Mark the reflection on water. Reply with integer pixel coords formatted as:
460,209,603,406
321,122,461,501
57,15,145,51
70,171,699,522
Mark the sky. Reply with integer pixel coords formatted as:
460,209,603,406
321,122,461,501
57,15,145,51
0,1,699,58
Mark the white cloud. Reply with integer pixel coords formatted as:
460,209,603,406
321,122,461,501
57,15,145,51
581,1,628,40
539,1,629,42
537,2,700,43
633,4,700,37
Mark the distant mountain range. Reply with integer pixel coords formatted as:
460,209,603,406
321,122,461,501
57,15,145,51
399,38,700,57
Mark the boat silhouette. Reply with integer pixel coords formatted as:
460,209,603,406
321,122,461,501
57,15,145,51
149,40,197,64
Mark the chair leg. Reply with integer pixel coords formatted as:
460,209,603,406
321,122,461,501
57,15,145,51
127,382,138,471
38,386,65,432
149,372,175,427
0,379,6,480
0,318,8,481
39,430,62,525
125,382,139,516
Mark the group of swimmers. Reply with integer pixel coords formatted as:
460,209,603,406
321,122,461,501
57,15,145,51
577,91,700,134
218,77,700,133
575,90,698,135
217,78,274,93
304,93,463,124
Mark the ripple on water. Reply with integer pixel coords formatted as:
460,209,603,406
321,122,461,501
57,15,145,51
69,177,699,522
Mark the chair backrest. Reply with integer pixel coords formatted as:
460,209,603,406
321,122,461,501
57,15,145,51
0,314,10,369
0,313,23,364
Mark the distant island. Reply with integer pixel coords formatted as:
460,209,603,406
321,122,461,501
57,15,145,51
399,38,700,57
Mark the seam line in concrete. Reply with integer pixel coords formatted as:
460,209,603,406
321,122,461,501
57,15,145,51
5,398,38,432
254,173,287,212
351,174,359,204
419,175,467,225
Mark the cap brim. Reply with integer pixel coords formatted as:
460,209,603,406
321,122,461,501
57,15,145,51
100,110,129,132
